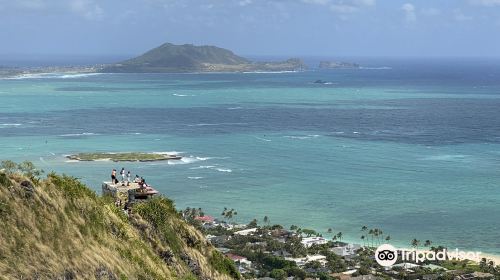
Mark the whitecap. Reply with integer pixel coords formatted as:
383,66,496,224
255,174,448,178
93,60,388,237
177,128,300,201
0,123,22,127
284,134,320,140
188,177,204,180
255,136,272,142
242,70,298,74
59,132,98,137
187,122,247,127
59,73,103,79
190,165,216,170
284,136,310,140
359,66,392,70
216,168,232,173
4,72,102,80
173,93,188,97
167,156,199,165
421,155,470,161
196,157,212,161
152,151,183,155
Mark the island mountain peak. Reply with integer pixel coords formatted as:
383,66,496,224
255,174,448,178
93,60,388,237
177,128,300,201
102,42,306,73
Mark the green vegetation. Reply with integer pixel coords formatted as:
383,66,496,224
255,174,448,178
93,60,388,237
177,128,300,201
67,152,181,162
210,251,241,279
101,42,306,73
0,162,235,279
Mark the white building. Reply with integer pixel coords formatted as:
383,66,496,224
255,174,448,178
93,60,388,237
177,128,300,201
285,255,327,267
234,228,258,236
330,244,361,256
301,237,328,248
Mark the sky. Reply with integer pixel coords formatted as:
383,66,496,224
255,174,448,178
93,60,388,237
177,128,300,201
0,0,500,57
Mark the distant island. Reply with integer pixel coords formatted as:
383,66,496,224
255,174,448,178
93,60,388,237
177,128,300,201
100,43,307,73
318,61,360,69
0,43,307,77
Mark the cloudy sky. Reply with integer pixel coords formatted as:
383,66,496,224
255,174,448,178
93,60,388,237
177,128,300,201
1,0,500,57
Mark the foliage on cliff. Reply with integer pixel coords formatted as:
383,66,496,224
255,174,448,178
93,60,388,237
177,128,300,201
0,161,238,280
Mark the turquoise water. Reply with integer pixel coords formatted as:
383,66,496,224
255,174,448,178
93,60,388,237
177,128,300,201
1,61,500,254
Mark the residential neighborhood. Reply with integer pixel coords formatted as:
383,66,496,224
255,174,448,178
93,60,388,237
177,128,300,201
182,207,499,280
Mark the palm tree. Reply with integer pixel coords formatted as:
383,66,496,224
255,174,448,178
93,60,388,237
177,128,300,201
373,229,380,246
411,239,420,250
368,229,374,247
290,225,298,231
327,228,333,233
424,240,432,247
385,235,391,242
221,208,237,224
361,226,368,232
336,232,343,243
361,235,366,247
263,216,269,226
377,229,383,245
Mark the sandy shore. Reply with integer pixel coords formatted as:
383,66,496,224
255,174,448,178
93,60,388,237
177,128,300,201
480,253,500,266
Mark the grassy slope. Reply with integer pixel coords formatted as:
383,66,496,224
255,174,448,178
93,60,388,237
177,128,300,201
0,172,237,280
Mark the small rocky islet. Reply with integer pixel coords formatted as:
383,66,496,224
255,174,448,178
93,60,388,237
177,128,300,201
66,152,182,162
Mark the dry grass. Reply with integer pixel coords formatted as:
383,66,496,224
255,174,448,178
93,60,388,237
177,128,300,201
0,171,236,280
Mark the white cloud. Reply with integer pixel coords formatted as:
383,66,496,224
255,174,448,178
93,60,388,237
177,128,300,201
401,3,416,22
468,0,500,6
453,9,473,21
421,7,440,16
302,0,375,14
302,0,331,5
17,0,45,10
69,0,104,20
239,0,253,6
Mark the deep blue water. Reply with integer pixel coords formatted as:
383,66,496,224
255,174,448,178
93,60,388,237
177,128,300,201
1,59,500,254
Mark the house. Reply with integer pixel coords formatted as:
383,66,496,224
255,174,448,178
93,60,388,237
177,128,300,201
226,253,252,267
234,228,258,236
350,275,379,280
301,236,328,248
207,235,231,247
194,215,215,224
331,244,361,257
330,272,352,280
271,229,292,238
422,264,447,271
273,250,292,258
342,269,358,275
215,247,231,254
454,272,495,280
391,262,420,272
285,255,327,267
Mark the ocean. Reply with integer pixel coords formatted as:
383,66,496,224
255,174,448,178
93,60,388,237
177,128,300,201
1,58,500,255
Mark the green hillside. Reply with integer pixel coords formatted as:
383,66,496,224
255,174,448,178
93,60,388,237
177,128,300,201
0,161,238,279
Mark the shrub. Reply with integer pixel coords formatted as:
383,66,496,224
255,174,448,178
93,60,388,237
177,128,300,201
0,160,17,174
18,161,44,181
270,269,287,280
209,250,240,279
0,172,10,187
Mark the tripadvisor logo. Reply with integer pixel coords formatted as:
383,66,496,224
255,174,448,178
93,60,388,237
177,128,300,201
375,244,482,267
375,244,398,266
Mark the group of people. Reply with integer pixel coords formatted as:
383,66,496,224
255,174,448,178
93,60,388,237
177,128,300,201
110,168,149,188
